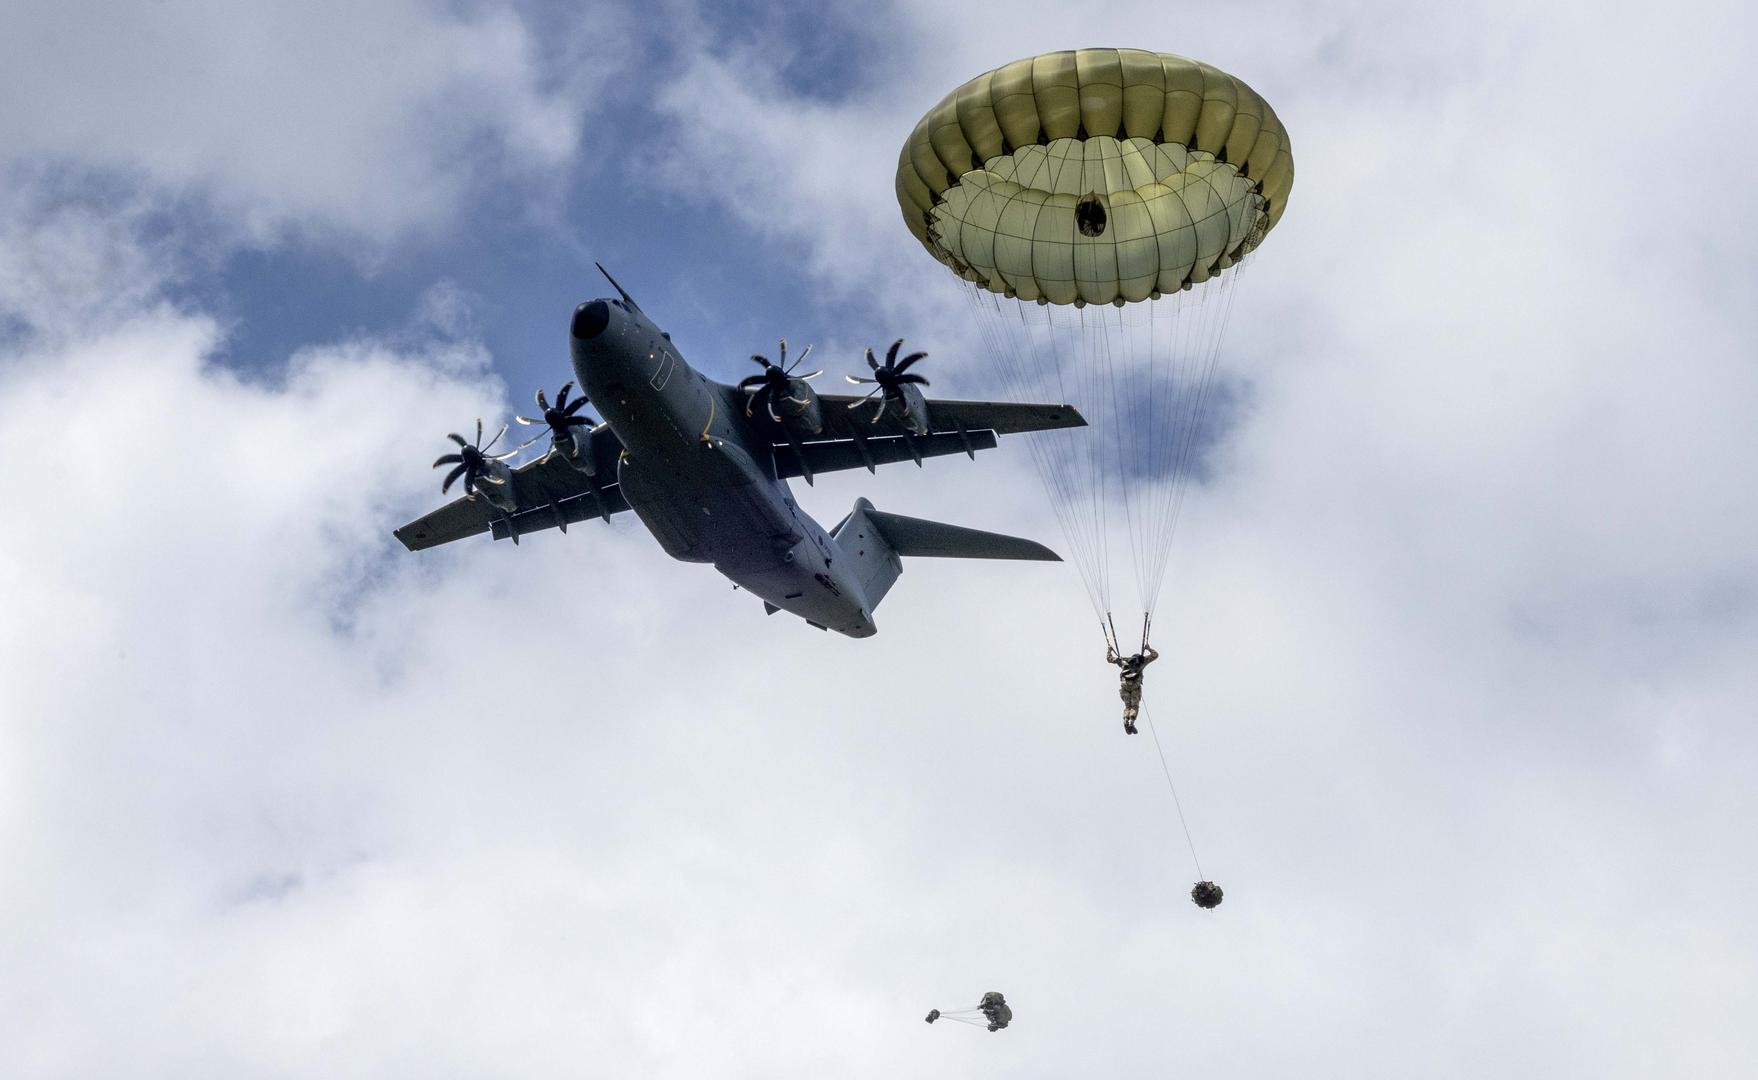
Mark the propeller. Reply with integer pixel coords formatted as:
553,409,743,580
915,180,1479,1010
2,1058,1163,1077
432,418,516,497
737,339,822,421
844,338,930,423
515,381,597,462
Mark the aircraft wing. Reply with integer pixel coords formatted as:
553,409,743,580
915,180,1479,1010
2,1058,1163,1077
393,430,629,551
770,395,1085,479
810,395,1086,441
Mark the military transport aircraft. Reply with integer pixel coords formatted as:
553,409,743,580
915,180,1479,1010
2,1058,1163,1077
393,268,1086,638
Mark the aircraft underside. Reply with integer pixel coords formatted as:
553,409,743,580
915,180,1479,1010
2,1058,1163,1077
393,273,1083,638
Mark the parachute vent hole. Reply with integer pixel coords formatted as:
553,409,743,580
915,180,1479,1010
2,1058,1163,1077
1075,194,1108,238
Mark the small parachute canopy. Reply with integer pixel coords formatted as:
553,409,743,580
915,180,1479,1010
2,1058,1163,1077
926,991,1012,1032
981,991,1012,1031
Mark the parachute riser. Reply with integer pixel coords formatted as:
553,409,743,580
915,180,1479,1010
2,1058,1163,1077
1102,612,1152,654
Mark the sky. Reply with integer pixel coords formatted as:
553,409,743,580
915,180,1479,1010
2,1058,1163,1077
2,1,1755,1076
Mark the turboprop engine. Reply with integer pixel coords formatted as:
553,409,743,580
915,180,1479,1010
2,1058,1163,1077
844,338,932,436
739,339,824,437
432,419,520,514
516,381,602,476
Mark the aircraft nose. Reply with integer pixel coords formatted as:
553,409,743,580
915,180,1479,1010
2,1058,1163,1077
571,299,610,340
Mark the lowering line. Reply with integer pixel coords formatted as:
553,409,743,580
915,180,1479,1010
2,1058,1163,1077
1141,704,1204,882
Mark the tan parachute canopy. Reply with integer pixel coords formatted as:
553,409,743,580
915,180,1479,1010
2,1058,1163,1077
895,49,1293,306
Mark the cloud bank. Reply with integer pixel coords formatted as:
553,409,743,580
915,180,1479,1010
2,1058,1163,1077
1,2,1755,1077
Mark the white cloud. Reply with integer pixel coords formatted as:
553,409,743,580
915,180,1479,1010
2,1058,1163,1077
0,180,183,342
2,2,1756,1076
0,0,623,244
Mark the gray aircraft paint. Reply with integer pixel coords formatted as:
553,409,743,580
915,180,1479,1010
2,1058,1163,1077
396,283,1085,638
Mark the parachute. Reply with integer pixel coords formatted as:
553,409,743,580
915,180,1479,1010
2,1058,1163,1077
895,48,1293,651
925,991,1012,1031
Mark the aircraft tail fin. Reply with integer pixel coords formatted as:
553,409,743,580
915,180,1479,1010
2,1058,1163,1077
830,498,1059,613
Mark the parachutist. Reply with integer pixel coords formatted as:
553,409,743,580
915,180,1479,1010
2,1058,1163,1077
1107,643,1159,734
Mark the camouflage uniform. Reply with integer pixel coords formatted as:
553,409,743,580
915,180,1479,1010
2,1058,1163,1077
1107,645,1160,734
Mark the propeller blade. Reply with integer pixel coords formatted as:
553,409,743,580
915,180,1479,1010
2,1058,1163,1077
896,373,930,386
448,432,468,448
767,399,781,422
786,342,813,371
894,350,928,373
541,444,557,464
784,396,810,407
865,346,879,371
535,388,551,412
480,472,506,485
738,374,767,389
869,394,888,422
475,418,484,446
885,339,903,368
442,464,467,493
750,353,772,369
563,396,590,415
517,431,547,450
433,454,462,468
845,374,875,385
482,424,508,453
516,415,541,425
796,369,823,381
492,450,519,461
566,415,593,427
554,383,571,412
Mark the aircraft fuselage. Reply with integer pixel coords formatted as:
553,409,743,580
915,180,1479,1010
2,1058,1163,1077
569,297,878,637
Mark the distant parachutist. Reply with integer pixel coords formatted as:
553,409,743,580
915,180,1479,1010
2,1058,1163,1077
1191,880,1224,909
925,991,1011,1032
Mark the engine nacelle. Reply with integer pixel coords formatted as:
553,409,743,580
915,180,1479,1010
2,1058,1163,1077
474,458,519,514
772,377,824,437
556,424,601,477
893,384,930,436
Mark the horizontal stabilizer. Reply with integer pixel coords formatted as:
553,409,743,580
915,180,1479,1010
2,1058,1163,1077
864,504,1060,561
830,498,1058,617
